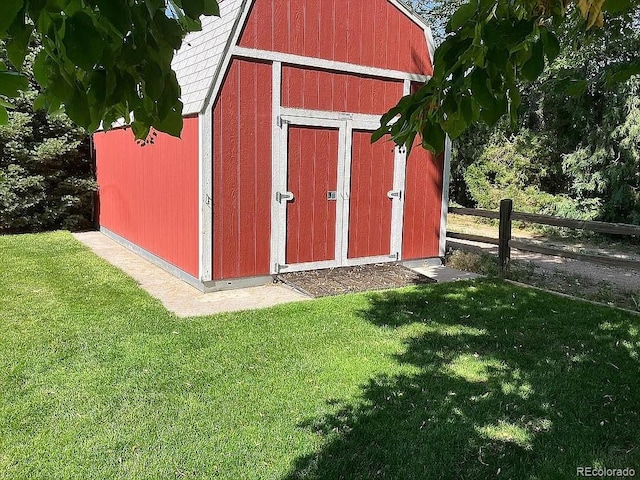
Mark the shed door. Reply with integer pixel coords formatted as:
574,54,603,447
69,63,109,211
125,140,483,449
286,125,340,265
347,130,395,259
273,114,405,274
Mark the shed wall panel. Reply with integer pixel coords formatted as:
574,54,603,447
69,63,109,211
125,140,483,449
94,117,200,277
238,0,432,75
402,148,444,259
213,59,272,280
281,67,403,115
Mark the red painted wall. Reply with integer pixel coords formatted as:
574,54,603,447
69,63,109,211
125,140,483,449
94,117,200,277
239,0,432,75
286,126,339,264
213,59,272,280
403,148,444,260
281,67,403,115
348,131,394,259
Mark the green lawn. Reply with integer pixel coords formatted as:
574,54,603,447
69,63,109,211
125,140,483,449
1,232,639,479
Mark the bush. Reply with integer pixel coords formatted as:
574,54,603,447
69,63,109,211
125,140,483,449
0,40,96,234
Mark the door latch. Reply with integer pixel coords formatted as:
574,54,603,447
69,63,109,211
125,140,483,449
327,191,338,201
276,191,295,203
387,190,402,200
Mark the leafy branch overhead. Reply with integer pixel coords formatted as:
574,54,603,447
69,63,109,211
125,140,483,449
374,0,638,154
0,0,219,139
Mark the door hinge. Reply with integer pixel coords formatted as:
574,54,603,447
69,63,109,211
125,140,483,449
275,263,289,273
276,191,295,203
277,116,289,128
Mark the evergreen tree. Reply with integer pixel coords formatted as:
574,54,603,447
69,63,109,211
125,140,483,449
0,39,96,233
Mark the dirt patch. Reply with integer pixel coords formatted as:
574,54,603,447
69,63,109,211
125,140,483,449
276,263,435,298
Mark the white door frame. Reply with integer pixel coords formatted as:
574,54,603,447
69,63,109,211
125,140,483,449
272,108,407,274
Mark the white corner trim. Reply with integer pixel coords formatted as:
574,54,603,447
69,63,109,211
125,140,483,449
198,108,213,281
231,47,431,83
270,61,282,275
439,136,452,257
425,27,436,68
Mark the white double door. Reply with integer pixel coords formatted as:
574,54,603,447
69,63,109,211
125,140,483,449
271,110,407,274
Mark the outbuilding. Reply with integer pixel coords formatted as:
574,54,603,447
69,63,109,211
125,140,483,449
93,0,450,291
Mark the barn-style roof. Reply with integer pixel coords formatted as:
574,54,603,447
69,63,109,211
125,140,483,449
172,0,245,115
172,0,433,116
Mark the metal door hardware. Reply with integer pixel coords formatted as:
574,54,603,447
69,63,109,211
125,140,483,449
387,190,402,200
327,191,338,201
276,191,295,203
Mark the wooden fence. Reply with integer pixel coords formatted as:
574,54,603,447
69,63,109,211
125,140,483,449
448,199,640,276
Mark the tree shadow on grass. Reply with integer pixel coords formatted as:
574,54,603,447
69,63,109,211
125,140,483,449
284,280,640,479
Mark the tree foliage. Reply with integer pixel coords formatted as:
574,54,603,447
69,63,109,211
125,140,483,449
0,38,96,233
375,0,639,154
0,0,219,139
449,5,640,224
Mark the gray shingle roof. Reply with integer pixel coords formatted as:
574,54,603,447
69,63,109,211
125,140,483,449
172,0,245,115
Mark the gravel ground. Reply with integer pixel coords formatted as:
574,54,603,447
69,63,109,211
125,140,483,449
276,263,435,298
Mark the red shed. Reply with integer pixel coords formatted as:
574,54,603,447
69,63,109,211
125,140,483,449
93,0,451,291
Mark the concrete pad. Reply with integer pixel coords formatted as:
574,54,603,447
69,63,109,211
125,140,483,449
73,232,310,317
410,265,482,283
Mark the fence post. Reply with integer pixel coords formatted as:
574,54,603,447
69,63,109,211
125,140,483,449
499,199,513,277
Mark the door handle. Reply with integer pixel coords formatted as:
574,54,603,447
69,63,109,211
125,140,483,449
387,190,402,200
276,191,295,203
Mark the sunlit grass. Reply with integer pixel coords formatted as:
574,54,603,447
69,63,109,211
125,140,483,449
1,232,639,479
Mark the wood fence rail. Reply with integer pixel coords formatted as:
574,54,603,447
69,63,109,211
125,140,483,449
449,199,640,276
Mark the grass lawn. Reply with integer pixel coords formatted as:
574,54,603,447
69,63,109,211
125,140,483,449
1,232,639,479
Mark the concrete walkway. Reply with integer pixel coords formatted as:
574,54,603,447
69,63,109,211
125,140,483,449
73,231,480,317
410,264,482,283
73,232,310,317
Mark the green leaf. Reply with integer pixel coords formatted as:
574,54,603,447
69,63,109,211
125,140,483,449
540,28,561,63
447,3,476,32
479,94,506,126
603,0,632,13
0,71,29,96
486,47,510,71
33,94,47,111
32,51,51,86
95,0,131,36
606,61,640,85
6,24,34,71
0,0,22,35
63,12,104,71
521,40,545,82
142,62,165,100
155,104,183,137
565,79,588,97
65,89,92,127
469,69,495,109
181,0,205,18
421,120,446,153
0,105,8,124
203,0,220,15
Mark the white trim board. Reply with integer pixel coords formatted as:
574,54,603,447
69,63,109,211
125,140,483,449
232,47,431,83
198,108,213,282
439,136,452,257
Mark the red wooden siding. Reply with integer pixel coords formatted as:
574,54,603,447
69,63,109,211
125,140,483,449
403,148,444,259
286,126,339,264
281,67,404,115
94,117,200,277
213,59,272,280
239,0,433,75
348,131,394,259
